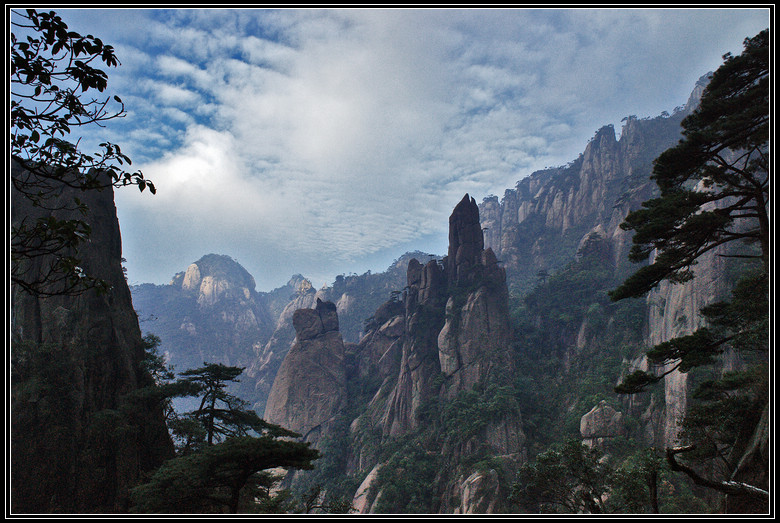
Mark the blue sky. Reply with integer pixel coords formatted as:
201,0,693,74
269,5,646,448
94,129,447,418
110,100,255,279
31,7,770,291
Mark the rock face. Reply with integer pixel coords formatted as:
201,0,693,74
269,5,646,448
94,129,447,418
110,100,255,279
479,111,692,297
131,253,276,406
340,194,521,513
264,298,348,446
478,99,722,452
132,253,421,415
631,196,735,447
245,276,321,413
381,257,448,438
376,196,514,439
580,400,625,448
439,196,511,393
10,163,173,513
261,194,520,513
447,194,486,286
454,470,501,514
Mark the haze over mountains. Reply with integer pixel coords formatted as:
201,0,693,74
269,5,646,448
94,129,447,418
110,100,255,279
130,75,710,410
128,78,762,511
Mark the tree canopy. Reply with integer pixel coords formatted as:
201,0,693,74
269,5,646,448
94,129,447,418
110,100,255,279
610,29,768,302
131,362,319,513
131,435,318,514
610,29,769,512
11,9,155,296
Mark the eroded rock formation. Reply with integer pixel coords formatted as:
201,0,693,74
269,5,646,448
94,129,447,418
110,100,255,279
264,298,348,446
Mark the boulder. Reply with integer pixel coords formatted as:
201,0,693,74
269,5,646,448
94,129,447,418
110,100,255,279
580,400,625,447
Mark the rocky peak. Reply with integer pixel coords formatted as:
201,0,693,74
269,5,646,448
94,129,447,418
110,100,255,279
406,257,447,308
580,400,625,448
683,72,711,113
175,254,257,307
447,194,486,286
292,298,339,341
478,91,696,296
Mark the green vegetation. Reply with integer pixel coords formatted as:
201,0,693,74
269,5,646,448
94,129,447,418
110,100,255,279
507,29,768,514
130,360,319,513
511,237,647,448
610,30,769,511
11,8,768,516
371,439,440,513
511,441,710,514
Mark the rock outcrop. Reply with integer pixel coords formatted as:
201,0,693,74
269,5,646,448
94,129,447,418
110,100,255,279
132,253,423,415
131,253,276,406
477,94,723,452
245,276,321,413
439,195,512,393
259,193,520,513
580,400,626,448
380,257,448,438
339,194,521,513
11,163,173,513
479,109,693,296
453,470,502,514
264,298,348,446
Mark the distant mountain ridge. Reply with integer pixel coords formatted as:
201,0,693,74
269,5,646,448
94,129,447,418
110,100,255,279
480,73,710,297
130,250,440,411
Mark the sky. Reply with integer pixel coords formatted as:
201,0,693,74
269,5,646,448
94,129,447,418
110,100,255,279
29,7,770,292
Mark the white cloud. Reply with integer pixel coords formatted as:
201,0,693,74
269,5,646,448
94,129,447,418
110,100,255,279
67,7,769,290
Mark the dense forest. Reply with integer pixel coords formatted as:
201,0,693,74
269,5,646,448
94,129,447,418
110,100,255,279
10,9,768,515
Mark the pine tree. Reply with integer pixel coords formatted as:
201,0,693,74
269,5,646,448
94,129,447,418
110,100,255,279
610,30,768,302
131,363,319,513
610,30,769,513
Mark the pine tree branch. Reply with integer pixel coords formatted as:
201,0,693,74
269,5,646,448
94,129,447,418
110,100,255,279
665,445,768,500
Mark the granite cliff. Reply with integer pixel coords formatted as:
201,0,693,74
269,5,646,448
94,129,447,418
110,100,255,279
10,163,173,512
264,298,348,448
118,75,756,513
478,76,759,473
264,193,523,513
130,253,276,404
480,75,709,297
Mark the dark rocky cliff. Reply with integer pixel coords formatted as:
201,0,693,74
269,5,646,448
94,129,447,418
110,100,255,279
10,164,173,513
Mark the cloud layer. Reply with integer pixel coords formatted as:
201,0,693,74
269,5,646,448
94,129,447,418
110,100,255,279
55,8,769,290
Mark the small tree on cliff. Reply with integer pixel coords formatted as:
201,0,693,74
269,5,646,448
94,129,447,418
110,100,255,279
173,363,276,450
11,9,155,296
132,362,320,513
610,30,769,511
131,434,318,513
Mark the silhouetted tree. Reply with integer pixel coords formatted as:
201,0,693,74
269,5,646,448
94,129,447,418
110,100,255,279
11,9,155,296
610,29,768,302
131,362,320,513
611,30,769,512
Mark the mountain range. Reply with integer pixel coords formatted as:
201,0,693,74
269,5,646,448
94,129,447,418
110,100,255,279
125,74,762,512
